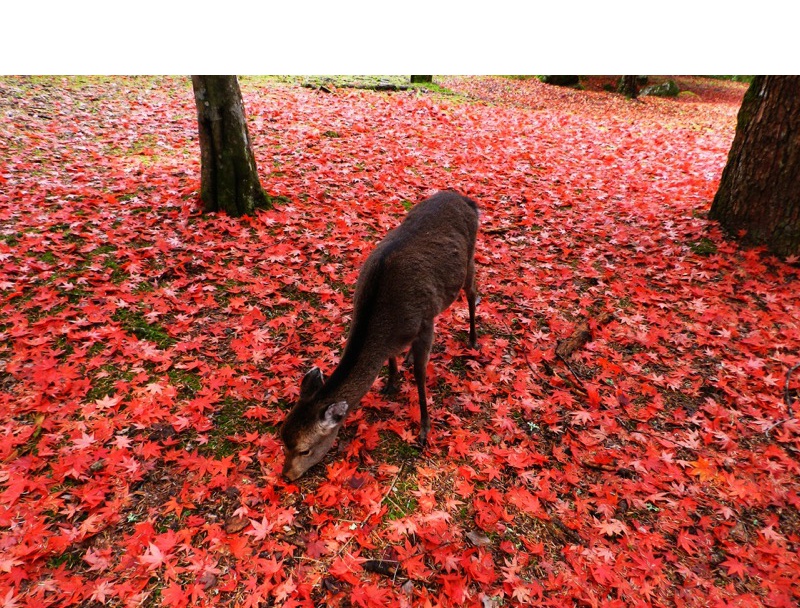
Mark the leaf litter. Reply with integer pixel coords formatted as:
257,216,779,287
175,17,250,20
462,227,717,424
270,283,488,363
0,75,798,607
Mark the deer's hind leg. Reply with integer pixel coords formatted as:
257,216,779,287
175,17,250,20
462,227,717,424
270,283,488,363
411,321,434,446
382,356,400,396
464,257,478,349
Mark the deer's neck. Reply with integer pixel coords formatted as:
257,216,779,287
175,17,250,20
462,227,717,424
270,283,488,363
323,354,385,407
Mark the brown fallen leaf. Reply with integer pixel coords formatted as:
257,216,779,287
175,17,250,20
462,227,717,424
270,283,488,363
224,515,249,534
466,530,492,547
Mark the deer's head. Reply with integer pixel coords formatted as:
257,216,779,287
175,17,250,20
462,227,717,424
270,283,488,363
280,368,349,481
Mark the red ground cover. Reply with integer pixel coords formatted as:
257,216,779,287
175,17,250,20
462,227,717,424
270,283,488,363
0,75,798,606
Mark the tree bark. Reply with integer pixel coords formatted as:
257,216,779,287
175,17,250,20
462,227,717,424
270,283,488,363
617,75,638,99
541,76,579,87
709,76,800,257
191,75,268,216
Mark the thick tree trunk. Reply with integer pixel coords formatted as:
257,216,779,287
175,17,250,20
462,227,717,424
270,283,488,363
709,76,800,257
541,76,580,87
191,75,268,216
617,75,638,99
410,75,433,84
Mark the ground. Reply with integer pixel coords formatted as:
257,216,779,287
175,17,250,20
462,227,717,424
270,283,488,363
0,75,798,607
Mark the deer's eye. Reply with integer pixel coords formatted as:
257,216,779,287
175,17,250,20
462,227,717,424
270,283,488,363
299,449,311,456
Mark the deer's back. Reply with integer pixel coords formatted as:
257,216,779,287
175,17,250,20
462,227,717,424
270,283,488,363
354,191,478,350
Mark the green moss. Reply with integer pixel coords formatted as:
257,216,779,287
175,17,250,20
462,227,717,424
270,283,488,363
255,192,291,210
46,547,84,570
280,284,321,307
378,432,419,461
88,243,117,258
87,363,135,401
155,513,181,533
408,81,456,96
109,268,127,285
201,398,275,458
133,282,155,294
128,133,159,156
168,369,202,397
113,309,175,349
38,251,58,265
62,230,85,245
241,75,458,97
384,473,419,520
101,254,127,284
54,335,74,357
1,233,19,246
87,342,106,356
65,288,91,304
690,238,718,257
705,75,754,83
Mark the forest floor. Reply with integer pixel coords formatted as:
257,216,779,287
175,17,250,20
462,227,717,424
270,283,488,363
1,75,799,607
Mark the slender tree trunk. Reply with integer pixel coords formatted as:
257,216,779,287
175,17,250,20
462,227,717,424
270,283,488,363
709,76,800,257
191,75,268,216
617,75,638,99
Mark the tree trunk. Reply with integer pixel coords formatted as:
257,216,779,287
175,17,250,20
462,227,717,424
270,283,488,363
709,76,800,257
191,75,268,216
617,75,638,99
410,75,433,84
541,76,580,87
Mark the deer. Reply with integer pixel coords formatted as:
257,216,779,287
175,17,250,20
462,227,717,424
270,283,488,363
279,190,479,481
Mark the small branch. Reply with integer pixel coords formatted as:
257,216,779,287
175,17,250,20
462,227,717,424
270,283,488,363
313,464,409,593
766,362,800,438
266,328,298,363
334,462,406,559
554,311,613,393
496,318,558,392
558,356,586,392
363,559,402,578
483,226,513,235
548,514,583,546
555,311,614,359
579,460,618,472
784,362,799,418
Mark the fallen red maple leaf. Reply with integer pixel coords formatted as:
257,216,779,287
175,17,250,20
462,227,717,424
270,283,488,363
2,74,798,608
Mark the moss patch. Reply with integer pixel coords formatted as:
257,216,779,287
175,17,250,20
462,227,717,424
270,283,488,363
113,309,175,349
690,238,718,256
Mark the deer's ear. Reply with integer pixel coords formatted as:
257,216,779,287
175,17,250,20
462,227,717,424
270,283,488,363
300,367,324,400
320,401,348,429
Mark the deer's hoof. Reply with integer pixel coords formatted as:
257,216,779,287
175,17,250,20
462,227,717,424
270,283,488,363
381,382,400,397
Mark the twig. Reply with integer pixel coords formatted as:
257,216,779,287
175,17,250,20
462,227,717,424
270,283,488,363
363,559,402,578
311,463,409,593
548,514,583,545
483,226,513,235
267,328,298,363
554,311,614,394
334,462,406,559
555,311,614,359
784,362,799,418
557,355,587,392
496,318,557,391
765,362,800,437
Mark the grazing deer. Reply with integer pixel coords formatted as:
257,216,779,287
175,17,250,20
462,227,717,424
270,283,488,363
280,190,479,481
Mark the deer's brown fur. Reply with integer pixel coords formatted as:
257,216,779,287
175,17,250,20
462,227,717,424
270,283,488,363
280,190,479,480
